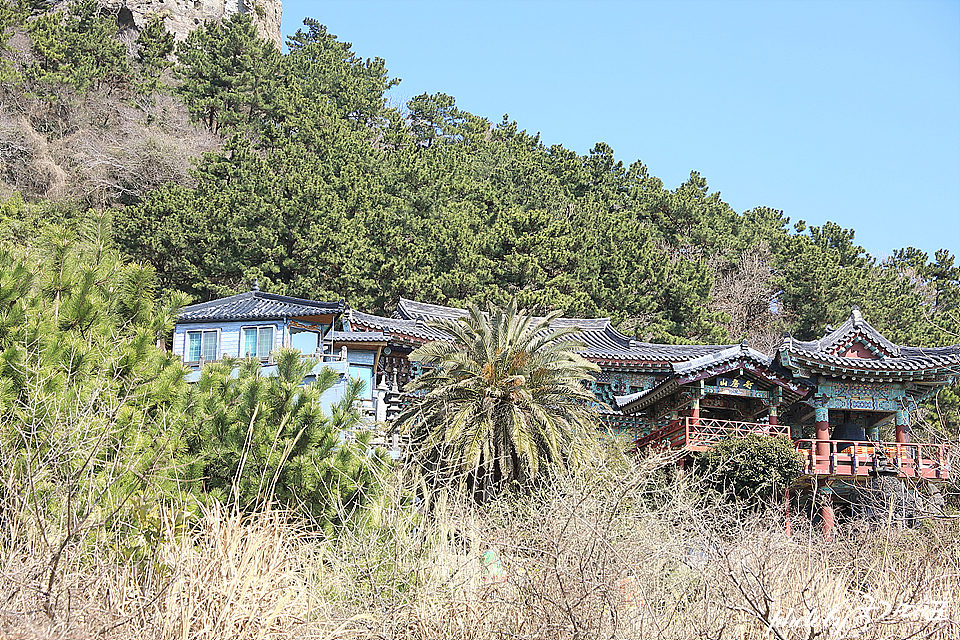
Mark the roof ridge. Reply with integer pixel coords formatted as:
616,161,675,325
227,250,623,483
180,291,253,310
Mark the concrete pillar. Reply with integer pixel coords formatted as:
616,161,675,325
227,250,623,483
895,410,910,444
818,486,835,542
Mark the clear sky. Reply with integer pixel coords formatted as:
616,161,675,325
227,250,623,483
279,0,960,260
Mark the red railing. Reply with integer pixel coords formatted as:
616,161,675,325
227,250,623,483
636,417,789,452
635,419,955,481
794,439,954,480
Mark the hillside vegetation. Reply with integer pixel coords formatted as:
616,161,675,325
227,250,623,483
0,5,959,638
1,3,956,345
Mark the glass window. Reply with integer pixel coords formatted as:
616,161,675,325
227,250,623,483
242,326,274,359
186,330,218,362
258,327,273,357
348,364,374,400
243,328,257,358
290,329,320,354
187,331,201,361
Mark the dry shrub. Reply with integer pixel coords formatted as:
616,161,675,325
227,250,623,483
710,244,785,353
0,76,220,205
0,502,333,640
324,448,960,640
2,447,959,639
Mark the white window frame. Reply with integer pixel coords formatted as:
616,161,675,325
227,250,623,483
241,325,275,361
185,329,220,364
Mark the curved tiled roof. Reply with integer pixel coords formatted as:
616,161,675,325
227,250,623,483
900,344,960,358
625,341,732,362
673,342,773,376
374,298,733,363
394,298,468,321
349,309,451,343
783,347,960,374
779,308,960,379
614,342,804,414
787,307,900,357
178,291,343,322
325,330,387,343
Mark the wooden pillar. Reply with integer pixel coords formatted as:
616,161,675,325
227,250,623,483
768,405,778,427
691,397,700,424
895,410,910,444
815,406,830,460
818,485,834,542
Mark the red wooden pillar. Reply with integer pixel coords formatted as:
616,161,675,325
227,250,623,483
895,410,910,444
815,408,830,461
818,486,834,542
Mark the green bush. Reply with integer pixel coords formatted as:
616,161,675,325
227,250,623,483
693,434,802,505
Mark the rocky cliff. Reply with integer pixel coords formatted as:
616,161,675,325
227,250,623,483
101,0,282,48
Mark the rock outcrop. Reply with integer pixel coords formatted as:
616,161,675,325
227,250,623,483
67,0,283,48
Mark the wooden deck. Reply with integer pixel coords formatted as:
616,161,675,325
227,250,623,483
635,417,953,481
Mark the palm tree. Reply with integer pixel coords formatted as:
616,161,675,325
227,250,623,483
395,299,601,503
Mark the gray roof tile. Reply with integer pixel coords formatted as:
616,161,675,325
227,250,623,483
779,308,960,376
788,307,900,357
370,298,730,362
178,291,343,322
325,330,387,343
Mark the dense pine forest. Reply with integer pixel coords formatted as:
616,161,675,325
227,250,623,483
0,3,954,340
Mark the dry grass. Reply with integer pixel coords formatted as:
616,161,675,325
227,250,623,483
2,450,959,640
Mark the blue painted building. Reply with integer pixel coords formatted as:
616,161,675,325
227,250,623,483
173,286,391,424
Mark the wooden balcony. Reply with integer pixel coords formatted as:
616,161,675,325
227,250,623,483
635,417,789,452
634,418,954,481
795,439,953,480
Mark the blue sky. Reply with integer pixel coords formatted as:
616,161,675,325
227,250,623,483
279,0,959,260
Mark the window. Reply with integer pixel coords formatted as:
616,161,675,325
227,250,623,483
243,326,274,359
349,364,374,400
186,330,218,362
290,328,320,354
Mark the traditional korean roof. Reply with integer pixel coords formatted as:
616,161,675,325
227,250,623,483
393,298,468,322
325,330,387,344
356,298,733,364
778,308,960,382
348,309,452,344
673,341,773,377
787,307,900,358
615,341,810,414
178,289,343,322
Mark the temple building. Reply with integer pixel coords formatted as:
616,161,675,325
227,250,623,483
345,298,746,438
614,307,958,533
347,299,958,534
174,291,959,533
